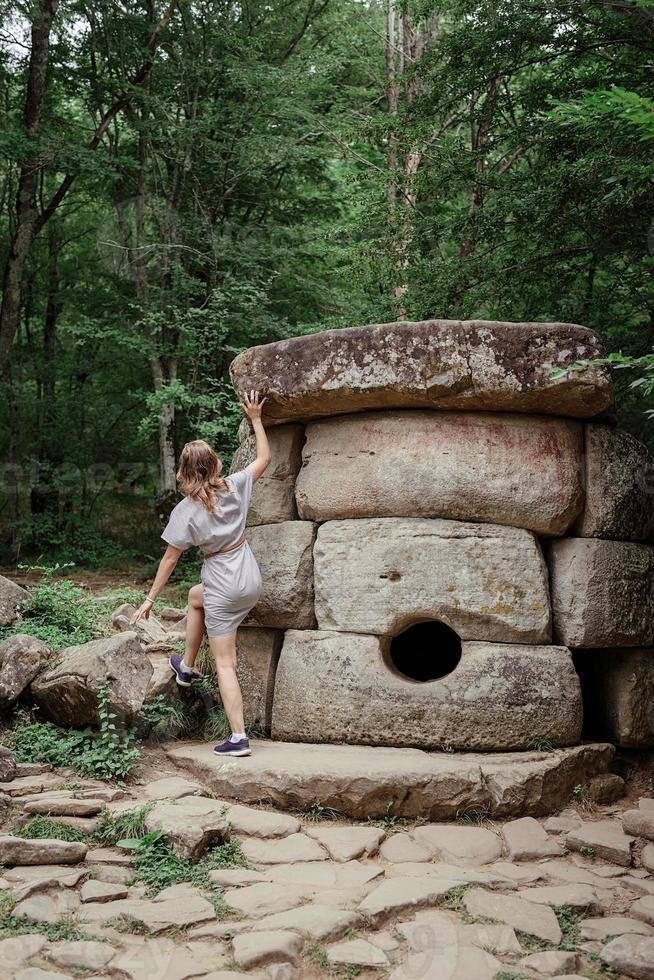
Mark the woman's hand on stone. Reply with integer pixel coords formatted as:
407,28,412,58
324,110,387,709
130,599,153,624
240,389,267,421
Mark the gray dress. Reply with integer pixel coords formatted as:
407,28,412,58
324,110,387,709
161,467,262,637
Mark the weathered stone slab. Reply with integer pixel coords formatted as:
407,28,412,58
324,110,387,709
229,319,613,424
165,740,614,821
0,746,16,782
577,649,654,748
314,518,551,642
411,825,502,866
222,881,308,918
303,825,385,862
519,883,601,914
31,632,153,726
226,803,300,838
502,817,564,860
520,950,579,976
581,915,654,940
296,410,584,535
232,929,302,969
235,627,284,734
230,423,304,525
574,424,654,542
240,833,327,864
397,908,522,954
548,539,654,648
23,796,105,817
388,945,504,980
245,521,316,629
250,904,359,940
46,939,115,971
0,836,87,866
601,934,654,979
326,938,389,967
463,887,562,944
359,876,461,925
565,821,634,866
272,631,580,750
633,896,654,925
0,574,28,627
0,634,50,708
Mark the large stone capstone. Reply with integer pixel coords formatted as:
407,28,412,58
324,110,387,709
271,630,582,751
313,518,551,642
229,319,613,425
295,410,584,535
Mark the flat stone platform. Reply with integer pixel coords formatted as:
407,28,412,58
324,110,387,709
165,739,615,821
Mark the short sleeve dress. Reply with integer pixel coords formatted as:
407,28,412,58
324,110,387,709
161,468,263,638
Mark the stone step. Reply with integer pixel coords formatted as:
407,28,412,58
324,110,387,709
165,739,615,820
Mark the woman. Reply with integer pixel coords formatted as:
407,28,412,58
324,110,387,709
130,389,271,758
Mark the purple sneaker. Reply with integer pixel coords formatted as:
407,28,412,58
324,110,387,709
168,654,194,688
214,736,251,758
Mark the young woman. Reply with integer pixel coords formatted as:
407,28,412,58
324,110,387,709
130,389,271,758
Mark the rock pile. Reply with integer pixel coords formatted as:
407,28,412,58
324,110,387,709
229,319,654,752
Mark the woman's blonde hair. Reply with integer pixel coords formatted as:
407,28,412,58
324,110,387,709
177,439,231,513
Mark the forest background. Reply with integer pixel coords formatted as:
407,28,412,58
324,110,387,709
1,0,653,572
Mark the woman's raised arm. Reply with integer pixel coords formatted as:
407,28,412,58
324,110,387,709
240,389,271,483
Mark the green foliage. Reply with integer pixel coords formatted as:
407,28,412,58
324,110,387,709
15,816,88,843
367,801,411,830
0,573,98,649
556,905,582,951
93,804,155,847
7,687,141,784
118,829,248,898
301,801,344,822
529,738,556,753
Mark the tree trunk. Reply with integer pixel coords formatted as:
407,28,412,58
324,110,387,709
0,0,59,369
0,0,180,372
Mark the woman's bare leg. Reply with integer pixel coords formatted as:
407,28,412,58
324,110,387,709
182,584,205,669
208,631,245,734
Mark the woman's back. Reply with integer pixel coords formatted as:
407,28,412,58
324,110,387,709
162,468,253,555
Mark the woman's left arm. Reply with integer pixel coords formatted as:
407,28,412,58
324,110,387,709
130,544,183,624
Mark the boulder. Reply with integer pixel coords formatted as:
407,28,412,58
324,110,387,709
235,628,284,734
313,518,551,642
230,424,305,525
574,424,654,542
245,521,316,629
0,634,50,709
576,649,654,748
229,319,613,424
548,539,654,647
271,631,581,750
0,574,28,627
0,746,16,782
30,631,153,727
296,410,584,535
143,796,230,861
111,603,169,644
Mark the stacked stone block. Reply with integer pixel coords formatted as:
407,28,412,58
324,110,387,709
228,319,654,751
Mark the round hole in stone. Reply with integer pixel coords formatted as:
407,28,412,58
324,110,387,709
388,621,462,681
